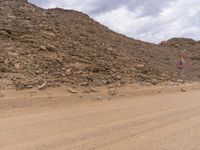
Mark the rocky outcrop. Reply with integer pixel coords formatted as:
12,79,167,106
0,0,200,89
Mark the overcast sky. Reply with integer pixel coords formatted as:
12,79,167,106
29,0,200,43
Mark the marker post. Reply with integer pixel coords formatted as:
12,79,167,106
177,50,187,83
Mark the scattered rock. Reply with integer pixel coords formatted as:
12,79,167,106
39,45,47,51
180,88,187,92
47,45,56,52
135,64,145,70
107,47,114,51
14,63,21,69
80,82,89,86
90,87,98,92
0,93,4,98
38,82,47,90
26,85,33,89
66,68,72,75
108,84,114,89
7,51,19,57
83,89,90,93
68,87,78,93
108,89,118,96
116,75,121,80
151,79,159,85
15,82,31,90
116,83,122,88
96,96,103,100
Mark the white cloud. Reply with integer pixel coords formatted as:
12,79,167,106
95,0,200,43
30,0,200,43
31,0,111,13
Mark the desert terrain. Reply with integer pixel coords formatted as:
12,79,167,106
1,83,200,150
1,0,200,149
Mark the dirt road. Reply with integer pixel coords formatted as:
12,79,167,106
1,85,200,150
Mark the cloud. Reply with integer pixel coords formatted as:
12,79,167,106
29,0,172,16
29,0,200,43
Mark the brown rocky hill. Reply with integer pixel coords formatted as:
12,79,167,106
160,38,200,81
0,0,200,89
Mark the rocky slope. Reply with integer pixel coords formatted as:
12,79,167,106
0,0,200,89
160,38,200,81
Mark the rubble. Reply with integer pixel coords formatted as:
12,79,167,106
38,82,47,90
0,0,200,90
96,96,103,101
68,87,78,93
180,88,187,92
108,89,119,96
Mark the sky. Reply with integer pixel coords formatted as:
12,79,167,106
29,0,200,43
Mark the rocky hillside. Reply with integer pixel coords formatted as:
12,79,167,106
0,0,200,89
160,38,200,81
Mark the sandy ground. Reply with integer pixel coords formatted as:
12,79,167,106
1,83,200,150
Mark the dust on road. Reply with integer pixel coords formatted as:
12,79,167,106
1,84,200,150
